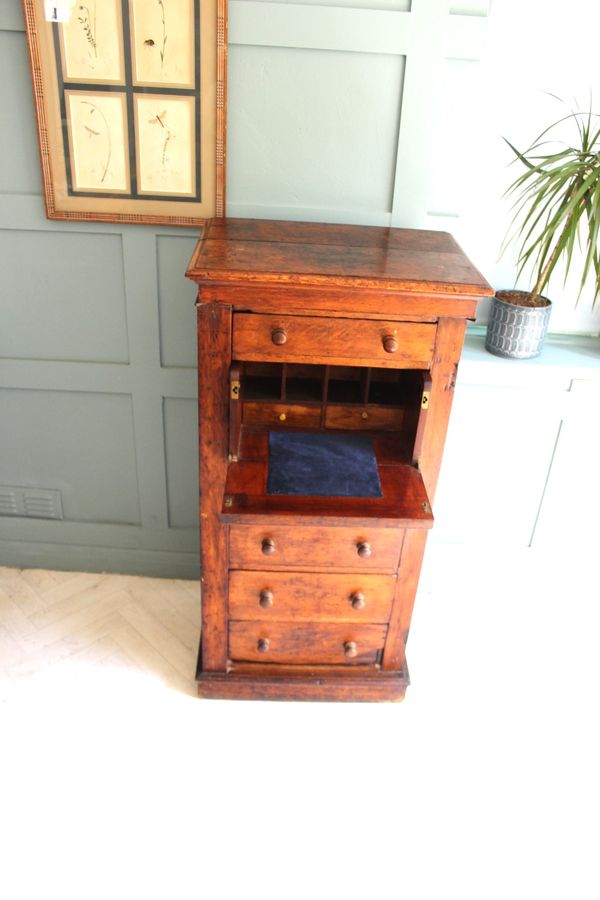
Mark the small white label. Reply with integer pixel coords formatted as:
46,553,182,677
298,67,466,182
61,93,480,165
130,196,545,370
44,0,74,23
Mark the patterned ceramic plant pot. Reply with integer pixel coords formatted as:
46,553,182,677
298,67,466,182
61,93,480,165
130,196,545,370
485,290,552,359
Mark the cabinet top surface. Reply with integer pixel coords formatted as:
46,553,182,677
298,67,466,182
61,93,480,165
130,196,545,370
186,218,493,297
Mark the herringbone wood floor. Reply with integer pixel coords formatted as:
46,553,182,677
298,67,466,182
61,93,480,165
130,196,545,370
0,566,201,701
1,559,597,900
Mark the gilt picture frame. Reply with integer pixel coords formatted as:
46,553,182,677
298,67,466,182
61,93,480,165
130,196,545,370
22,0,227,225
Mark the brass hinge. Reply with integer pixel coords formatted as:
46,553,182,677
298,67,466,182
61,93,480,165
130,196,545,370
230,380,240,400
421,391,430,410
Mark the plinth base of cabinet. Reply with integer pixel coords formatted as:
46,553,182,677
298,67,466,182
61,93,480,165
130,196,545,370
196,664,410,702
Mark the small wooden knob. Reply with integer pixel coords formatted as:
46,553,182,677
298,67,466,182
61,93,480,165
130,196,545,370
356,541,372,558
360,410,368,420
344,641,358,658
261,537,276,556
279,412,287,422
259,589,274,608
382,334,399,353
350,592,366,610
271,328,287,346
257,638,270,653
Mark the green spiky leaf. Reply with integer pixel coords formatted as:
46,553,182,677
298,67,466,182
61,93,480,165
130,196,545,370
502,99,600,306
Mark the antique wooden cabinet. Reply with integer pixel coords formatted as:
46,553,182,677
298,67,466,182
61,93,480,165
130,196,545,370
186,218,492,701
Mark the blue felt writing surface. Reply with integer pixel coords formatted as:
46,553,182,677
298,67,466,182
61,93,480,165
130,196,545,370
267,431,382,498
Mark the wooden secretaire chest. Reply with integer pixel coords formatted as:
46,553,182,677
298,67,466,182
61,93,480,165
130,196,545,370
186,218,491,701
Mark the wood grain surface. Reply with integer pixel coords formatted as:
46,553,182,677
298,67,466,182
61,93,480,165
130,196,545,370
197,303,231,671
198,282,482,321
196,666,409,702
222,462,434,527
242,401,322,429
228,524,405,571
228,570,395,622
232,312,436,369
188,218,492,294
228,620,387,665
324,404,405,431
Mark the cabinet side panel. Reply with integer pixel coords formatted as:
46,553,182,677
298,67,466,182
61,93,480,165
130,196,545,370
381,528,427,671
418,317,467,502
198,301,232,672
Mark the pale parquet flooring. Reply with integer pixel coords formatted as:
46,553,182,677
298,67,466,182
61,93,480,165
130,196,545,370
0,565,201,701
1,563,596,900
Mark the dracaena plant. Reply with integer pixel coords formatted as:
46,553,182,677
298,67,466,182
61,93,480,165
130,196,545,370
503,98,600,307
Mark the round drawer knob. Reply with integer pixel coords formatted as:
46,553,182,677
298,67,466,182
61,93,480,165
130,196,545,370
356,541,372,559
259,589,274,608
382,334,399,354
361,410,369,420
350,592,366,610
257,638,270,653
344,641,358,658
271,328,287,346
261,537,276,556
279,412,287,422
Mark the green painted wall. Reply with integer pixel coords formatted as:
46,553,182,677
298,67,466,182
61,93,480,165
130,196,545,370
0,0,490,576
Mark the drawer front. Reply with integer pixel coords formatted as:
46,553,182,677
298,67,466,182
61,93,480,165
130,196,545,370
229,621,387,665
229,524,403,571
229,571,394,622
232,313,435,369
325,405,405,431
243,401,321,429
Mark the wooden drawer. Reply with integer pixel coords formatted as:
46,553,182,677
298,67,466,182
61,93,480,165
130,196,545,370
325,404,405,431
229,621,387,665
229,524,403,571
229,571,394,622
243,401,321,429
232,313,435,369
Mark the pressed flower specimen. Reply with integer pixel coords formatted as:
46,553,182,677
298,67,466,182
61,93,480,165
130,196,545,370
142,2,168,72
158,0,167,72
80,100,111,183
148,108,173,168
78,3,97,58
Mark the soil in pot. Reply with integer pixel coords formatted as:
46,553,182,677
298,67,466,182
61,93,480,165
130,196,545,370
495,289,551,309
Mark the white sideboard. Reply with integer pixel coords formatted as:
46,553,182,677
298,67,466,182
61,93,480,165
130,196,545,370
422,331,600,596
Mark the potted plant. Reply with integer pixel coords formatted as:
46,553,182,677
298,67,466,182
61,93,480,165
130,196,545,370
486,100,600,358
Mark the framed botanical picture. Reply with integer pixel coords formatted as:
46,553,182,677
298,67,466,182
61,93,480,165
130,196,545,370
22,0,227,225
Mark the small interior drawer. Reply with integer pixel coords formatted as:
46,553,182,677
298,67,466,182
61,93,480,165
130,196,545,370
242,401,321,429
324,405,405,431
228,524,404,571
229,621,388,665
228,570,395,622
232,313,435,369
